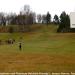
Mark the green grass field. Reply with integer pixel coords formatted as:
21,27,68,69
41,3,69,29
0,24,75,72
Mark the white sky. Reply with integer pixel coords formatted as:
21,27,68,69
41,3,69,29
0,0,75,17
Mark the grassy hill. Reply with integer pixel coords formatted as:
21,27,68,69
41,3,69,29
0,24,75,72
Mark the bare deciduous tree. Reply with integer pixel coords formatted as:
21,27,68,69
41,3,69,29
37,14,42,23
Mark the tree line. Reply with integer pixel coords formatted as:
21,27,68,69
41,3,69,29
0,5,71,32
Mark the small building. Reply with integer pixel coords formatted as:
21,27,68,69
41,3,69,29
70,12,75,28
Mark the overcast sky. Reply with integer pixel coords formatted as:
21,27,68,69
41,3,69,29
0,0,75,16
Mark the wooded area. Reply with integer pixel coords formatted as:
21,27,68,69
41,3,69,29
0,5,73,33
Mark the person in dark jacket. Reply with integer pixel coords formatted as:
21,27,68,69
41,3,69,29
19,43,22,51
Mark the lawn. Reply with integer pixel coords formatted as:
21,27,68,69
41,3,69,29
0,24,75,72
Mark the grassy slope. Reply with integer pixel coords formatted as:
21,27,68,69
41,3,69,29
0,24,75,72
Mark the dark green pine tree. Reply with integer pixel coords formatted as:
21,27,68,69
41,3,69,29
46,12,51,25
53,14,59,24
57,11,70,32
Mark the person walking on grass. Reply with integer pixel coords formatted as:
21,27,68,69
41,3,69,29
19,42,22,51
